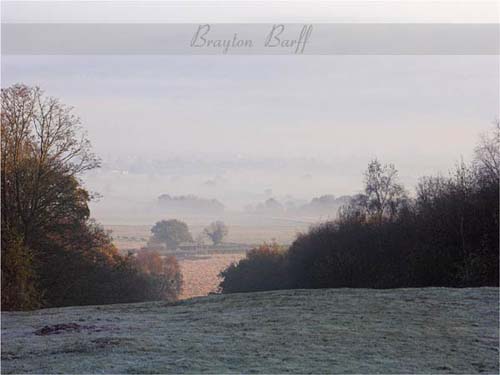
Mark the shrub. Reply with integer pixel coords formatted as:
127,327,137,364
35,224,183,307
219,242,290,293
135,249,183,300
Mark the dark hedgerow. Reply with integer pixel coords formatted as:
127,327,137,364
219,126,499,293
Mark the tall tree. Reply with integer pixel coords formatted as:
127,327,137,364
363,159,407,222
2,85,184,309
1,84,99,246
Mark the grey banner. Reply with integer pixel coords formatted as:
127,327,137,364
2,23,499,55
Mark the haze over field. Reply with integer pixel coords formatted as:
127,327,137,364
3,55,498,225
3,2,498,224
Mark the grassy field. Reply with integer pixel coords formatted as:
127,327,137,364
2,288,498,373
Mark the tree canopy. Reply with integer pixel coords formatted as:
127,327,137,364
1,85,182,310
151,219,193,249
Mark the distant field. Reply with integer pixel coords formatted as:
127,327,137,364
104,223,305,300
103,225,249,300
105,223,307,251
179,253,246,299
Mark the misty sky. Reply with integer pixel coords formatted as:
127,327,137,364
2,1,499,222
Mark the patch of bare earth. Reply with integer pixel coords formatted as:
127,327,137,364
1,288,498,374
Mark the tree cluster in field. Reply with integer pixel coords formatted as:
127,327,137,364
220,126,499,293
147,219,229,249
1,85,182,311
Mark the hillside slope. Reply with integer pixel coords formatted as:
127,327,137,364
1,288,498,374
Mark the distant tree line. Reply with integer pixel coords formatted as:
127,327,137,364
1,85,182,310
246,195,350,217
157,194,224,214
220,124,499,292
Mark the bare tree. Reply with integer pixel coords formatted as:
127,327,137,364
363,159,407,222
474,120,500,183
204,221,229,245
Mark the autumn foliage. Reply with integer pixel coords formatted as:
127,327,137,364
1,85,182,310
